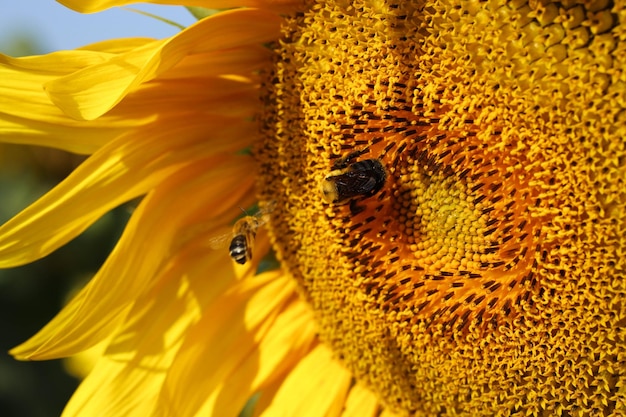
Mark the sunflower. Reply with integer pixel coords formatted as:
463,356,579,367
2,0,625,416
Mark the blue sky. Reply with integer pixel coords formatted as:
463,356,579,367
0,1,197,54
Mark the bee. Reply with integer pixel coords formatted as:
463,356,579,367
321,149,387,213
209,201,275,265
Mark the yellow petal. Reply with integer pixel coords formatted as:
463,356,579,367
0,44,155,153
59,0,304,14
341,383,382,417
196,293,317,416
158,44,273,79
10,153,257,360
249,291,317,390
158,271,308,417
123,75,261,120
261,344,352,417
45,9,282,121
63,338,109,380
77,38,157,53
61,250,239,417
63,352,164,417
251,376,285,417
0,115,256,268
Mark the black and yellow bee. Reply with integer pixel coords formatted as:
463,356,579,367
209,202,275,265
321,149,387,213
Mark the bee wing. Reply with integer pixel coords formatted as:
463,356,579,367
253,200,277,226
208,200,275,251
259,200,277,215
252,214,268,229
207,232,234,250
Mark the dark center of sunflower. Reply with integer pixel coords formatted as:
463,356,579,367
257,0,625,414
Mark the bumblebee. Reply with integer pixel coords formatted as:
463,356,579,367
321,150,387,212
209,202,275,265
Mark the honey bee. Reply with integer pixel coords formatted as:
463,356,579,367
321,149,387,213
209,201,275,265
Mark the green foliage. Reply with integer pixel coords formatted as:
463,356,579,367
0,32,46,56
0,146,131,417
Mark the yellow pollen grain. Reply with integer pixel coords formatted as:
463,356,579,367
257,0,626,415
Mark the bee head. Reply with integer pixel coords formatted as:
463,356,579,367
320,176,340,203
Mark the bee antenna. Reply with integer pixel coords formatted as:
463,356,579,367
238,206,248,216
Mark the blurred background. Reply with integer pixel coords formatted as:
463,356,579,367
0,2,196,416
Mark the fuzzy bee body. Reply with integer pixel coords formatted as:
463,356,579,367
228,216,260,264
322,159,387,204
209,202,275,265
321,151,387,209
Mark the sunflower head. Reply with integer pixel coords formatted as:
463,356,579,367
257,0,626,414
1,0,625,415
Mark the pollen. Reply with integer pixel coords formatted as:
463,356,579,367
257,0,626,415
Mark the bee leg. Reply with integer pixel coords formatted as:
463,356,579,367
349,199,365,215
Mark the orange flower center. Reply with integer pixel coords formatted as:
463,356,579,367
257,0,626,414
